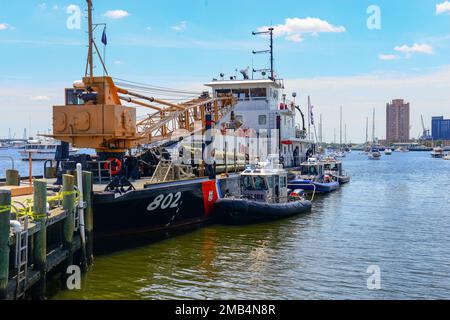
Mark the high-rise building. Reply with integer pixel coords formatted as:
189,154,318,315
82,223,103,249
432,116,450,140
386,99,410,143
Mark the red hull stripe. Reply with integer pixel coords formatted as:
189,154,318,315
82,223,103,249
201,180,218,217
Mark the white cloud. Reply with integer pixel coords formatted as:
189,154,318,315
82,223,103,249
103,10,130,20
145,26,152,31
38,3,47,9
258,17,346,42
378,54,398,60
436,1,450,15
0,23,13,31
171,21,187,31
114,60,122,65
53,5,59,10
394,43,433,56
286,34,303,42
31,95,50,101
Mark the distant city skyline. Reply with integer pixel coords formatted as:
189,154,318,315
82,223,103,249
1,0,450,142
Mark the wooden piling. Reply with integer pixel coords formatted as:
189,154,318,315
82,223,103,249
0,190,11,300
5,170,20,186
82,171,94,267
31,180,47,300
62,175,75,265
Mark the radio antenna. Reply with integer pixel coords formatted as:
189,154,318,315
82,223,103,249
252,27,275,81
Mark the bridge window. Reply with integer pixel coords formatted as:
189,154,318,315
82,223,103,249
250,88,267,100
272,89,279,100
215,89,231,97
232,89,250,101
258,115,267,125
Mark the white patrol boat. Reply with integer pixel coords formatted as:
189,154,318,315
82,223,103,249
213,155,312,225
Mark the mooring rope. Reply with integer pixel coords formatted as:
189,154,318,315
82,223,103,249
0,205,11,214
9,190,81,220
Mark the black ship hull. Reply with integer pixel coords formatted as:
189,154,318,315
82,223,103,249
92,178,219,251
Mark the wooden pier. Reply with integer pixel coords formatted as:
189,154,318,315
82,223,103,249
0,169,94,300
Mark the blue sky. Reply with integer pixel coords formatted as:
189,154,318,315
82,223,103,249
1,0,450,142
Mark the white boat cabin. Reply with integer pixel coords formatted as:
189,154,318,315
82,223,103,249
298,161,325,179
240,157,288,204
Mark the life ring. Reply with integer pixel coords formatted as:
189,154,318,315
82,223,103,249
104,158,122,175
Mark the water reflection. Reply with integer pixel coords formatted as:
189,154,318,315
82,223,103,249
53,152,450,300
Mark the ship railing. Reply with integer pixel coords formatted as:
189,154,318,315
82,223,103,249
150,159,173,184
89,160,112,184
0,156,15,170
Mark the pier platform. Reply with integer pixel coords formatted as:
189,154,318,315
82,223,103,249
0,169,94,300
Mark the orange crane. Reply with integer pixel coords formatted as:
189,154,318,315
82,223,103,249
50,0,236,157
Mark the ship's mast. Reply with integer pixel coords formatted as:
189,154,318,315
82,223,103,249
86,0,94,81
252,27,275,81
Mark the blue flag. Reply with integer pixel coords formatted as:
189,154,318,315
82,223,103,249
101,27,107,45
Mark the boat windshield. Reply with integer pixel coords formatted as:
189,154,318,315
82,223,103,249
325,163,339,171
240,175,268,191
301,165,319,176
254,176,268,190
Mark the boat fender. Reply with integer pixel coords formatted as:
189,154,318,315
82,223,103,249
10,220,22,233
104,158,122,175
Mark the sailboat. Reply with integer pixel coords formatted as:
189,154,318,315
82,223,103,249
368,108,381,160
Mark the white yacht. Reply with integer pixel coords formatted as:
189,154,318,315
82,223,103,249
19,139,78,161
431,147,445,158
385,148,393,155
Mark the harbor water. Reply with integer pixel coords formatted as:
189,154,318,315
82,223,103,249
0,149,45,179
5,151,450,300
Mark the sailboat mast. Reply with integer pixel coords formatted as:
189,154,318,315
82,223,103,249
365,117,369,145
340,106,343,147
372,108,376,144
86,0,94,81
345,123,347,145
307,96,311,141
320,114,323,144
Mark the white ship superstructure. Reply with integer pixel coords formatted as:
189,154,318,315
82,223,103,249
205,78,312,167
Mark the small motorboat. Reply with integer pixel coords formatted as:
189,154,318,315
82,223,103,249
368,148,381,160
385,148,393,155
335,150,346,158
443,154,450,161
394,147,409,153
431,147,445,158
320,157,351,184
288,159,340,193
214,156,313,225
